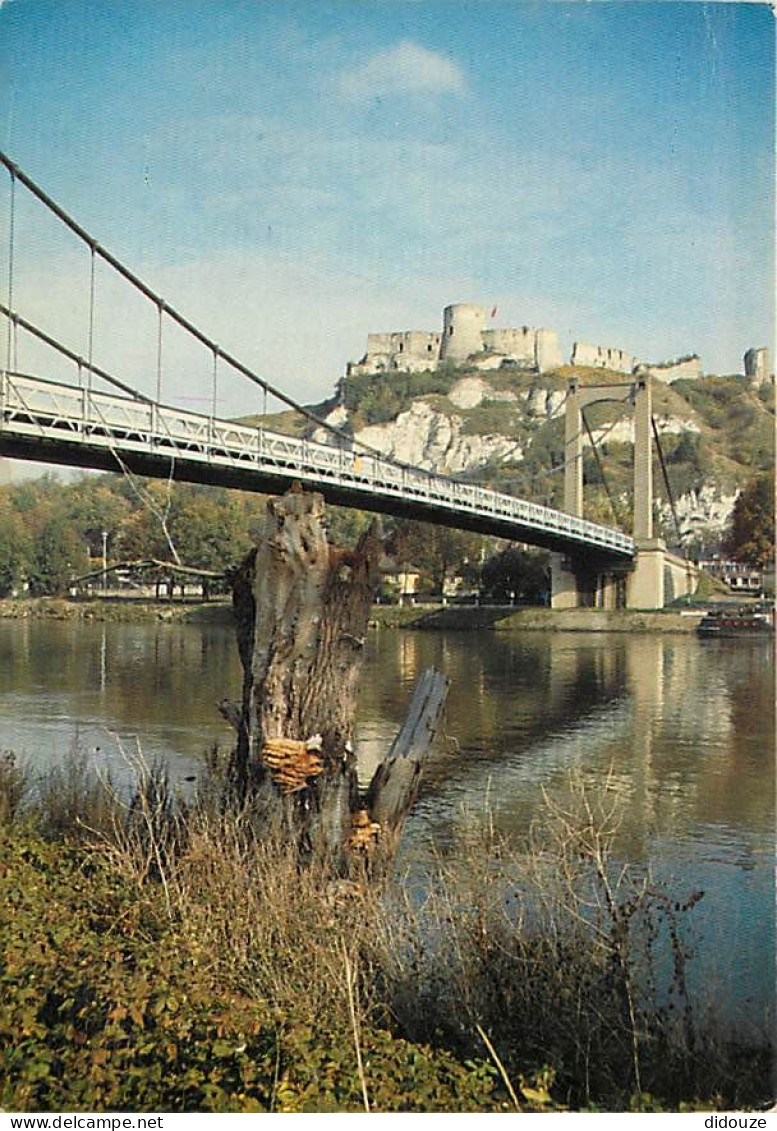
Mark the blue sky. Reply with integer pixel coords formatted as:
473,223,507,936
0,0,773,413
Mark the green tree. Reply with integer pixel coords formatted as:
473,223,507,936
8,472,64,514
324,504,373,548
28,511,89,595
386,519,483,594
723,473,775,569
481,545,549,605
168,489,254,571
65,478,132,559
0,498,32,596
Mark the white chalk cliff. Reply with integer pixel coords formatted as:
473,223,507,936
354,400,522,473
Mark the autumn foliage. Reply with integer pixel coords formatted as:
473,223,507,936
723,473,775,569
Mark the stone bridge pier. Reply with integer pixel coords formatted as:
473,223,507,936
550,375,696,610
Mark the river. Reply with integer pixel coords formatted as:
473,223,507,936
1,617,773,1033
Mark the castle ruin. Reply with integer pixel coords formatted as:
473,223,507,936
346,302,710,384
347,303,563,377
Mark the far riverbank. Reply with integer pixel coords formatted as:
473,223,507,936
0,596,231,624
387,605,705,633
1,597,706,633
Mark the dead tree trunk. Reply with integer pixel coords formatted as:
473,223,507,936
223,486,449,878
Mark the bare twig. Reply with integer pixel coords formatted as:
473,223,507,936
476,1023,521,1111
341,938,370,1112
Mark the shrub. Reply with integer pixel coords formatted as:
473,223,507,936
0,751,29,823
341,370,457,426
369,781,774,1111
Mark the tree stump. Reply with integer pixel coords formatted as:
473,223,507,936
223,486,449,878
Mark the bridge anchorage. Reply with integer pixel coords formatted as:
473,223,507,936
0,151,689,607
550,374,698,610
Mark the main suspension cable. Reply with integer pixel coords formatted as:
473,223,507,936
651,414,684,548
5,167,14,373
87,247,96,394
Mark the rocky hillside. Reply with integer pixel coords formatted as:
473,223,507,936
254,363,774,553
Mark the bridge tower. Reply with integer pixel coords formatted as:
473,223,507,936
551,374,670,610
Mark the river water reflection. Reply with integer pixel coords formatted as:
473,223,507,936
0,618,773,1030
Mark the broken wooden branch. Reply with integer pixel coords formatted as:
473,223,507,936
365,667,450,869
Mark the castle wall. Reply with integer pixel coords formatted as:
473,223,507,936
351,329,442,376
571,342,634,373
404,330,442,357
366,333,394,355
482,326,536,362
640,355,702,383
351,305,704,385
366,330,440,361
479,326,562,372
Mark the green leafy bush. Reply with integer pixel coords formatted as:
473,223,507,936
0,826,506,1112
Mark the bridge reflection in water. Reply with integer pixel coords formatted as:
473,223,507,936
367,631,770,858
357,627,773,1032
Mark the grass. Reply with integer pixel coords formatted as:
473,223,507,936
0,747,773,1113
375,785,773,1111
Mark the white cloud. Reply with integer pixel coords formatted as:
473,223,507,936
338,40,467,103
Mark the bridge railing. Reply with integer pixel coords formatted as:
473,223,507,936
0,370,634,557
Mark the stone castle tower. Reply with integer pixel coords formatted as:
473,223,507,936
439,303,487,362
744,347,773,386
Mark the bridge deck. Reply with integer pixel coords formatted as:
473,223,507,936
0,371,634,559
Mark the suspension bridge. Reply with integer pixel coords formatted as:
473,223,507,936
0,153,693,606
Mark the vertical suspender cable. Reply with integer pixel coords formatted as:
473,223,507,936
257,380,267,454
86,246,96,395
5,169,15,374
156,301,163,404
211,349,218,423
